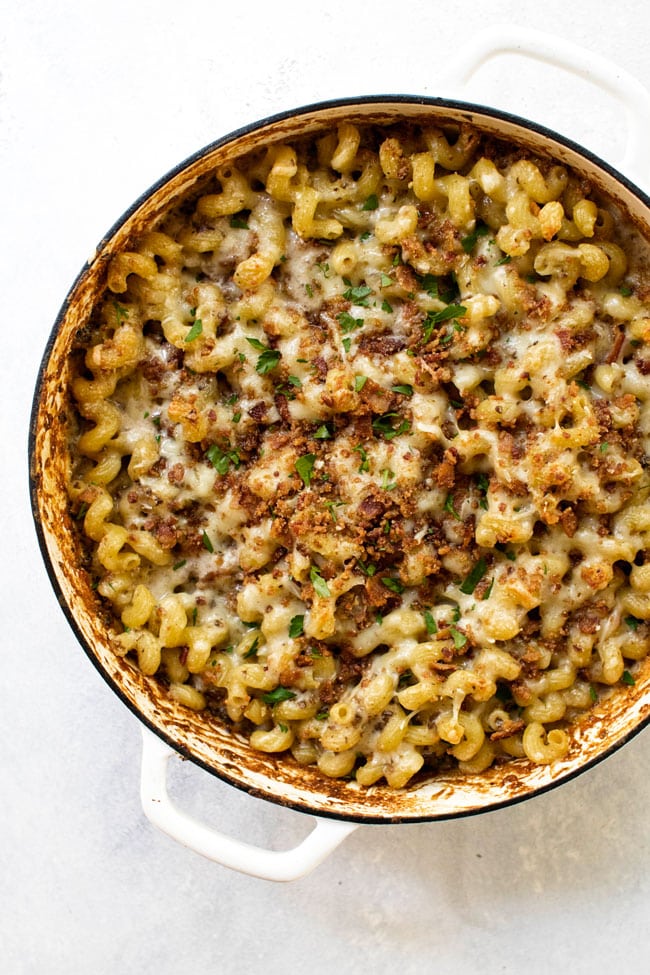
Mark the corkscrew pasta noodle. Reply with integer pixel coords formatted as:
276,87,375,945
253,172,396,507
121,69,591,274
67,119,650,788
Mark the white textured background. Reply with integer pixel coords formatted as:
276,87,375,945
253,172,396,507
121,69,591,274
3,2,650,972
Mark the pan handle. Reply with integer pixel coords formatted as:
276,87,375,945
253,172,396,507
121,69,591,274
444,25,650,188
139,728,358,882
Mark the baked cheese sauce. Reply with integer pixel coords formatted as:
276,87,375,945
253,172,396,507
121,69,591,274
68,121,650,787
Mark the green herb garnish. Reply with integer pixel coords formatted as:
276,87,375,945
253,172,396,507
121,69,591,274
381,468,397,491
256,349,281,374
459,557,488,595
353,444,370,472
206,443,240,475
338,311,364,334
444,493,461,521
358,560,377,577
450,626,468,649
184,319,203,343
372,412,411,440
481,579,494,601
362,194,379,211
289,615,305,638
310,566,331,598
343,284,373,306
324,500,346,522
381,576,405,594
245,336,281,374
423,610,437,635
114,302,129,324
422,304,467,343
243,637,259,659
460,222,490,253
295,453,316,487
262,687,297,705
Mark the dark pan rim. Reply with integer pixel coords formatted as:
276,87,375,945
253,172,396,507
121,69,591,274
28,93,650,825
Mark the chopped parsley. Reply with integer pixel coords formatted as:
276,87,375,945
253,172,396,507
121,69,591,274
288,615,305,638
475,473,489,509
184,318,203,343
372,412,411,440
423,609,437,635
450,626,468,649
343,283,373,306
313,423,332,439
338,311,364,334
262,687,296,705
459,557,488,595
230,211,250,228
206,443,240,475
381,576,405,594
496,543,517,561
354,374,368,392
444,493,461,521
419,273,460,303
358,560,377,577
324,500,346,522
481,578,494,601
381,468,397,491
460,222,490,253
422,304,467,343
391,384,413,396
243,637,259,659
310,565,331,598
245,336,281,374
113,302,129,324
201,530,214,553
361,193,379,211
353,443,370,472
256,349,281,374
245,335,270,350
622,670,636,686
295,453,316,487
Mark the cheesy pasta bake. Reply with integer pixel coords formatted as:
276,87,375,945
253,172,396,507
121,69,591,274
68,118,650,789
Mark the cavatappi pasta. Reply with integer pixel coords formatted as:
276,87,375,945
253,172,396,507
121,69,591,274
68,119,650,789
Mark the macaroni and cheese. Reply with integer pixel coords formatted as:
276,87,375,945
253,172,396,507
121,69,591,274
67,119,650,788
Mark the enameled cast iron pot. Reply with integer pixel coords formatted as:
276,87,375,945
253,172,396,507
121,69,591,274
29,28,650,880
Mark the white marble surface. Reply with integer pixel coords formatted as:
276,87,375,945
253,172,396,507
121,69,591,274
3,1,650,971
